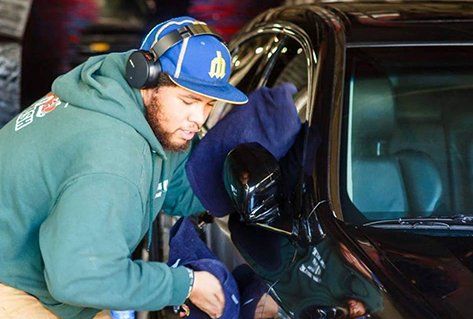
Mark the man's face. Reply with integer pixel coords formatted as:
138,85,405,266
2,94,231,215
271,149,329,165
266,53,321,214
143,85,215,151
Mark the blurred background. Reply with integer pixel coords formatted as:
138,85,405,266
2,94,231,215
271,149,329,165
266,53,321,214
0,0,284,127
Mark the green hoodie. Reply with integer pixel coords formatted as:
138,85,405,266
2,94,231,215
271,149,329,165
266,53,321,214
0,51,205,319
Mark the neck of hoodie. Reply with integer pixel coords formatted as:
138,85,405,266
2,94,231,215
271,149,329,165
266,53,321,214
52,50,167,160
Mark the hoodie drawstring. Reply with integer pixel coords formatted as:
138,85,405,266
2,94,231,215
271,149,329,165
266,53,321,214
147,151,157,252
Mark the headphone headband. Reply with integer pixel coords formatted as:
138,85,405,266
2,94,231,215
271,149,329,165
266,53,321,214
126,22,224,89
150,24,223,59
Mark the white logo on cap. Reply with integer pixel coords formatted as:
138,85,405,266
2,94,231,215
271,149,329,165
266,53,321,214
209,51,226,79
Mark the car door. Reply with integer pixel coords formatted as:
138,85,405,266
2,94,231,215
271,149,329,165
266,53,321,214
204,13,389,319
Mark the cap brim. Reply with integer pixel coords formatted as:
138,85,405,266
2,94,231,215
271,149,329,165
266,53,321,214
169,76,248,105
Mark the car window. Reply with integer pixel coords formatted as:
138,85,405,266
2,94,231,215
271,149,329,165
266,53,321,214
264,35,310,123
341,46,473,224
261,34,319,233
204,33,281,130
205,33,312,130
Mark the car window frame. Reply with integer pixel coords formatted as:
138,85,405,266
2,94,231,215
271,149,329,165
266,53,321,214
229,21,318,124
204,21,318,133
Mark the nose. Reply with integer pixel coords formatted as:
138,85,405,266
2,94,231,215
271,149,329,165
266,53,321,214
188,103,211,128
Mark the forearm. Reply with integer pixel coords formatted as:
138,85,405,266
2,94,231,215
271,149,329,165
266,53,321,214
43,257,190,310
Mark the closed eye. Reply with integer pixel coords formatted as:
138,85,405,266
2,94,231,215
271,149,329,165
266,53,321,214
181,99,193,105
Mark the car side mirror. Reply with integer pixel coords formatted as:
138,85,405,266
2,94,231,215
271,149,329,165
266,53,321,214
223,142,293,236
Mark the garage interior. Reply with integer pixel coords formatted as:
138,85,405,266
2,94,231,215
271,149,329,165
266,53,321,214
0,0,283,127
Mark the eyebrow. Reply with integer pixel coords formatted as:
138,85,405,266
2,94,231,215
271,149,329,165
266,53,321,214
180,94,203,101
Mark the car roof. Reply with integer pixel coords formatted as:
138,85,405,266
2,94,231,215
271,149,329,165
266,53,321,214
257,1,473,45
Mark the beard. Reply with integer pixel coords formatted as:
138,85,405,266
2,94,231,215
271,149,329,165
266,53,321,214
145,89,192,152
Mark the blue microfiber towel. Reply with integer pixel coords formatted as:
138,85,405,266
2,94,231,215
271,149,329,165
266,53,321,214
168,217,216,263
186,83,301,217
168,217,240,319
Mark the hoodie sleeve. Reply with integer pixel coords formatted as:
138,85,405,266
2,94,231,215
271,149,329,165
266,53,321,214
39,173,190,310
162,149,206,217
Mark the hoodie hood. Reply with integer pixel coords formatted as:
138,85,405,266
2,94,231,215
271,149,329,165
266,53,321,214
52,50,166,158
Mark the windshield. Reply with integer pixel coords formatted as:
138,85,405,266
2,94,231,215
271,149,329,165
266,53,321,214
341,46,473,225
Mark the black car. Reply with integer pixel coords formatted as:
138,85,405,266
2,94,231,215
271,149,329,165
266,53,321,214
205,2,473,319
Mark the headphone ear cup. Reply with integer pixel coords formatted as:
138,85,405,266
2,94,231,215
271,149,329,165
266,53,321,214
146,59,162,88
126,50,156,89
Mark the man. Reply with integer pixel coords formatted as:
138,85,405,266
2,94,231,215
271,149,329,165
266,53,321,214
0,16,248,319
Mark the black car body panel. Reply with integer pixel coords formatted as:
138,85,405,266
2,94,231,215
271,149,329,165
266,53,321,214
342,222,473,317
217,2,473,318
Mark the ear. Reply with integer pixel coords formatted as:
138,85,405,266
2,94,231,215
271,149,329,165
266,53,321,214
140,87,155,107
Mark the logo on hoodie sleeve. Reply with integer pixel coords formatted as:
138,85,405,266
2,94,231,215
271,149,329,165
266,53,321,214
15,93,67,131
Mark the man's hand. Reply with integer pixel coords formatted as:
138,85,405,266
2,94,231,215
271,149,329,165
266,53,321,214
189,271,225,318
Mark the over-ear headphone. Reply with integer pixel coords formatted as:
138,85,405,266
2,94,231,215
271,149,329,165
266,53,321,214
125,23,223,89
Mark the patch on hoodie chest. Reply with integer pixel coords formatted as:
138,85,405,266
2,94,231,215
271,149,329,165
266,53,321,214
15,92,68,131
155,179,169,198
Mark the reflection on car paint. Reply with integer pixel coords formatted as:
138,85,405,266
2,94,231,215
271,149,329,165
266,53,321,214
229,214,384,318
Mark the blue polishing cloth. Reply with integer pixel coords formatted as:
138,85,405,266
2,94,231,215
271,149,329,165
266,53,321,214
168,217,216,263
168,217,240,319
185,83,301,217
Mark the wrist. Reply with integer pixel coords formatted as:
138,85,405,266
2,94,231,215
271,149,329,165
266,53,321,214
185,267,195,299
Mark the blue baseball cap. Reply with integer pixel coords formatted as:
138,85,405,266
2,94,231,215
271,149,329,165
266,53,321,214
140,16,248,104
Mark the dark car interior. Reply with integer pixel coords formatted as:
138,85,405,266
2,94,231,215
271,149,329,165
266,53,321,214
344,46,473,223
